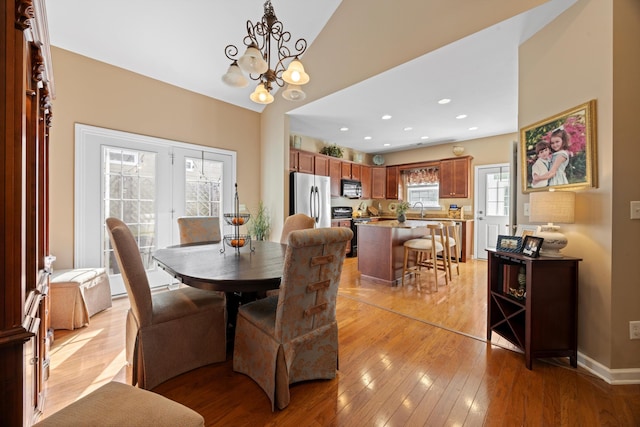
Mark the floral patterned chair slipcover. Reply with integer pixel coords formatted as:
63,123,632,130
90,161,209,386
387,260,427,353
177,216,221,244
106,218,227,390
232,226,353,410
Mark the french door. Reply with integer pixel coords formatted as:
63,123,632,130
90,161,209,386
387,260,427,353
75,124,236,295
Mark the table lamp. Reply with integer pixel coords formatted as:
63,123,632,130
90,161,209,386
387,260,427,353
529,190,575,257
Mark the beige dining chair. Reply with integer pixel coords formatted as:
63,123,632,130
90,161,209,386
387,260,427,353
401,223,449,292
233,227,353,410
106,217,227,390
279,213,315,244
177,216,221,244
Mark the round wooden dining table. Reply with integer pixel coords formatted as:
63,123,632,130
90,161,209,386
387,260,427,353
153,240,286,293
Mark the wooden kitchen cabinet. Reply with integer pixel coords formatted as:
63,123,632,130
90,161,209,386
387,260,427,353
314,155,329,176
360,165,372,199
371,167,386,199
341,162,352,179
487,249,581,369
386,166,400,200
329,158,342,197
351,164,361,181
439,156,471,198
289,149,315,174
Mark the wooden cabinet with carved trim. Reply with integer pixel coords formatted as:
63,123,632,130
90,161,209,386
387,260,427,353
289,149,314,174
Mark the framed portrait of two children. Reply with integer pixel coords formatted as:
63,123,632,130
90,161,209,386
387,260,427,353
520,99,598,193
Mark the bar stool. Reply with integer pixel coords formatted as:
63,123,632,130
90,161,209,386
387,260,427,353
401,223,449,291
435,220,461,280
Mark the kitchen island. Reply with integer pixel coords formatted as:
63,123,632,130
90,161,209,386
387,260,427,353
357,220,438,285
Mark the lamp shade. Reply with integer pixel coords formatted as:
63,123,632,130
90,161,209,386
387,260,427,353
249,83,274,104
282,59,310,85
529,191,575,224
282,84,306,101
238,45,268,75
221,62,249,88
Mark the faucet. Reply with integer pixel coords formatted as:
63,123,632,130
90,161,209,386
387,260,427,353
413,202,424,218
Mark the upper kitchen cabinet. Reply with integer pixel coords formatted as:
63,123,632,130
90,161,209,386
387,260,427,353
314,155,329,176
329,158,342,197
341,162,352,179
386,166,400,200
371,167,386,199
439,156,472,198
351,164,361,181
360,165,372,199
289,149,315,174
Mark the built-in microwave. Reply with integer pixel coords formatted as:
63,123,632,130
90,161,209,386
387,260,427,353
341,179,362,199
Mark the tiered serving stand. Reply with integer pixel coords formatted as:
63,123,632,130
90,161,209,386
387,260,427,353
221,183,254,254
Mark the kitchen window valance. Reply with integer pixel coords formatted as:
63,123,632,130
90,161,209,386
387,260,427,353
402,167,439,185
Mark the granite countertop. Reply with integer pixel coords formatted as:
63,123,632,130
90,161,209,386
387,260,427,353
358,219,440,229
376,215,473,222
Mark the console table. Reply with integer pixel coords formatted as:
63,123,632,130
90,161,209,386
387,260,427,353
486,249,581,369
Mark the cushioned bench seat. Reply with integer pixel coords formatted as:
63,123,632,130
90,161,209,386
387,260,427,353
33,381,204,426
50,268,112,330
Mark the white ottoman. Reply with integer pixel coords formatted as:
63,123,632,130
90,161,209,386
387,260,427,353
50,268,112,330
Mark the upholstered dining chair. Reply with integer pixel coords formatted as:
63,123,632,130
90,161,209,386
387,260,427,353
279,213,315,244
177,216,221,244
233,227,353,410
401,223,449,292
106,218,227,390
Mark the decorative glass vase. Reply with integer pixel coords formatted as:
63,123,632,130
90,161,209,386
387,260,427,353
397,213,406,222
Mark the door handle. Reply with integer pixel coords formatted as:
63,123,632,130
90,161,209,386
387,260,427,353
478,217,484,220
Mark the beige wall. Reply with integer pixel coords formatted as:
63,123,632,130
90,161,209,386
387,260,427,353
520,0,640,370
49,47,261,269
611,0,640,368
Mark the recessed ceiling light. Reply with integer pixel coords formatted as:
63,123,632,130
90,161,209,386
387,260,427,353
339,127,349,132
438,98,451,104
403,127,413,131
456,114,467,119
383,143,390,147
469,126,478,130
364,136,372,140
420,136,429,140
381,114,392,120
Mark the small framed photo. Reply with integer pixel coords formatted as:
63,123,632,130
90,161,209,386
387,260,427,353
521,235,544,257
514,224,538,239
496,235,523,253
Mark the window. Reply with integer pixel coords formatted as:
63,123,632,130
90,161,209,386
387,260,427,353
485,169,510,216
184,157,223,217
407,183,440,208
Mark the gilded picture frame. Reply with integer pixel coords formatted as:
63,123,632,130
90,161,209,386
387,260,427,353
520,100,597,193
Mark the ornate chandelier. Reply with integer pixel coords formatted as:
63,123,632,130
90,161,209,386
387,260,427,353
222,0,310,105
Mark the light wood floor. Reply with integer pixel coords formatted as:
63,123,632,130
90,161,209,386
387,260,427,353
42,258,640,426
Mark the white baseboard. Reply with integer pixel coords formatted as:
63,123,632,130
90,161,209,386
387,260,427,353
579,352,640,384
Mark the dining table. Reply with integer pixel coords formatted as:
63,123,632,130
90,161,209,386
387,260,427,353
153,240,286,346
153,240,286,293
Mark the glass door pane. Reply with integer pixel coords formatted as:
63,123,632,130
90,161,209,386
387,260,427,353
103,147,157,276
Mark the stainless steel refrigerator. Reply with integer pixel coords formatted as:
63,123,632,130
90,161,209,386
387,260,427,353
289,172,331,228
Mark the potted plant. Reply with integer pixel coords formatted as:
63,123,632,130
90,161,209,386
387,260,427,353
248,201,271,241
396,201,410,222
319,143,343,158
